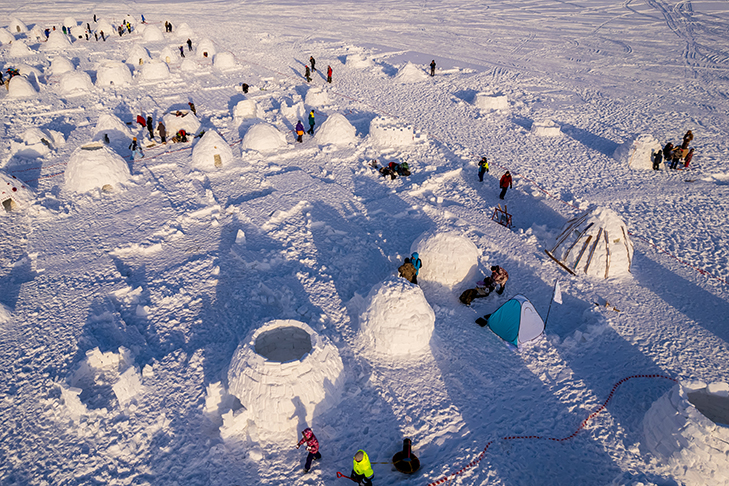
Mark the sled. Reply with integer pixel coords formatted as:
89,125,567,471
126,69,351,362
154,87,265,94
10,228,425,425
491,204,512,228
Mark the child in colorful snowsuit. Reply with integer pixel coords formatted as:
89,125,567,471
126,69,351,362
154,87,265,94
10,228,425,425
352,450,374,485
296,428,321,472
478,157,489,181
405,252,422,285
129,137,144,160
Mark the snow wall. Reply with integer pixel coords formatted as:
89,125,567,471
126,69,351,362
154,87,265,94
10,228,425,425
369,116,415,148
411,232,480,288
613,134,662,170
474,92,508,111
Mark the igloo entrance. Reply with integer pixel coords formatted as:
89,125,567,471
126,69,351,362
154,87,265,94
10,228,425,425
254,326,312,363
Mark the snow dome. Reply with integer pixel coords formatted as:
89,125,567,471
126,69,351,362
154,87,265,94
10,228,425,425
314,113,357,146
643,382,729,486
64,145,131,193
142,25,164,42
158,46,177,64
394,62,429,83
411,232,480,288
126,44,152,65
8,18,28,34
139,61,170,81
613,134,662,170
175,23,194,38
8,39,33,57
92,113,132,143
62,17,78,28
163,112,201,137
10,127,65,159
1,171,34,211
531,120,562,137
0,28,15,45
96,61,132,87
41,30,72,50
359,277,435,356
241,123,288,152
180,58,197,72
191,130,234,171
50,56,74,75
369,116,415,148
7,76,37,98
28,25,44,42
96,20,114,37
60,71,94,95
545,207,633,279
305,87,329,107
233,99,261,121
227,319,344,434
213,52,236,70
474,92,508,112
195,38,216,59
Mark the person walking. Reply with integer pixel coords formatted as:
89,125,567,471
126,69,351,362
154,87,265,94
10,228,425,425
307,110,315,135
351,450,374,486
326,65,332,83
129,137,144,160
146,116,154,140
430,59,436,76
305,65,311,82
188,102,196,116
499,171,512,200
186,38,192,51
309,56,316,72
295,428,321,473
478,156,489,182
179,46,185,58
157,121,167,144
295,120,305,143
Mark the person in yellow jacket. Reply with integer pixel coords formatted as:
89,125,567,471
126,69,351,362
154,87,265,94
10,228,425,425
351,450,374,485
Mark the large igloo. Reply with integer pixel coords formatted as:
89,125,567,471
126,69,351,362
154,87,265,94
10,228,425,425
359,277,435,356
369,116,415,148
96,62,132,87
50,56,74,75
8,18,28,34
314,113,357,146
305,87,329,107
139,61,170,81
59,71,94,95
394,62,429,83
163,111,201,136
42,31,71,50
474,92,508,112
410,232,480,288
233,99,261,121
195,38,216,59
227,319,344,434
643,382,729,485
241,123,288,152
64,145,131,193
191,130,233,171
175,23,194,38
7,76,37,98
96,20,114,37
1,171,34,211
613,133,662,170
142,25,164,42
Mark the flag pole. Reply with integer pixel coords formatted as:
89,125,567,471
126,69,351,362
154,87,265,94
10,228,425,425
544,280,558,327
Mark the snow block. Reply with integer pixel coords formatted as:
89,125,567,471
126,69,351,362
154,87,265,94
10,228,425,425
531,120,561,137
305,87,329,107
474,92,508,112
233,99,260,121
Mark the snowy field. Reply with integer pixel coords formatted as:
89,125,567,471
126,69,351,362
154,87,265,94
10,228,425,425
1,0,729,485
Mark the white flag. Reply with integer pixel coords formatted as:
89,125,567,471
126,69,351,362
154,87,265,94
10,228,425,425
553,280,563,305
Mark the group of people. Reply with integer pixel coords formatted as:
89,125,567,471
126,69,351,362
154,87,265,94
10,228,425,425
477,156,514,200
398,252,422,284
296,428,374,484
459,265,509,305
370,160,411,180
652,130,695,170
304,56,333,83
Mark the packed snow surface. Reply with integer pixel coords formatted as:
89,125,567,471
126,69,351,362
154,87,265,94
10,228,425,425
314,113,356,145
411,231,480,288
63,145,132,193
191,130,234,171
241,122,288,152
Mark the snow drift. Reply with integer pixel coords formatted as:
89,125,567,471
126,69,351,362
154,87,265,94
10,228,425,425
411,232,480,288
64,145,132,193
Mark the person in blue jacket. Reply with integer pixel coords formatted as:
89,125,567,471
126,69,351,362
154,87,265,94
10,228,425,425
409,252,422,284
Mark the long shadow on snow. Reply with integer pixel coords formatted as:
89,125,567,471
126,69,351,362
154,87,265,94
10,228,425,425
559,122,620,158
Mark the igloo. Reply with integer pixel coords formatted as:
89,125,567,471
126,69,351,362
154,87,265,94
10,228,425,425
369,116,415,148
213,52,236,70
643,382,729,486
28,25,44,42
7,76,37,98
163,111,201,137
62,17,78,29
1,171,34,211
60,71,94,95
545,207,633,279
9,18,28,34
241,123,288,152
10,127,65,159
233,99,260,121
8,39,33,57
158,46,177,64
126,44,152,65
305,87,329,107
195,38,216,59
180,58,197,72
92,113,132,143
0,28,15,44
314,113,357,146
96,20,114,37
139,61,170,81
227,319,344,434
175,23,194,37
191,130,234,171
613,133,662,170
64,145,131,193
96,61,132,87
50,56,74,75
142,25,164,42
394,62,429,83
41,30,72,50
474,92,508,112
359,277,435,356
411,232,480,288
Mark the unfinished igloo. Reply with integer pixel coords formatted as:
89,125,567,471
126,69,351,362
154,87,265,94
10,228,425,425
474,92,508,112
410,232,480,288
10,127,65,159
305,87,329,107
545,207,633,279
531,120,561,137
233,99,260,121
191,131,233,171
96,61,133,87
1,171,34,211
64,145,131,193
227,320,344,434
241,123,287,152
92,113,132,143
613,134,662,170
59,71,94,95
345,53,372,69
359,277,435,356
314,113,357,146
7,76,37,98
163,111,201,137
643,382,729,486
369,116,415,148
394,62,429,83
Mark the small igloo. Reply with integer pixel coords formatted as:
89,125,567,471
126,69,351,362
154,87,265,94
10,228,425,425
369,116,415,148
233,99,260,121
28,25,44,42
96,20,114,37
175,23,194,38
0,28,15,45
8,39,33,57
41,30,72,50
213,52,236,70
163,111,201,137
59,71,94,95
62,17,78,29
410,232,480,288
7,76,37,98
92,113,132,143
394,62,429,83
139,61,170,81
531,120,561,137
142,25,164,42
314,113,357,146
96,61,132,87
9,18,28,34
305,87,329,107
643,382,729,486
545,207,633,279
241,123,288,152
1,171,34,211
158,46,177,64
50,57,74,75
613,133,662,170
359,277,435,356
126,44,152,65
195,38,216,59
191,130,234,170
474,92,508,112
64,145,131,193
227,319,344,434
180,58,197,72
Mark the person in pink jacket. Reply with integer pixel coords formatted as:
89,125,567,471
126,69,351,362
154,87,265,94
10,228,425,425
296,427,321,473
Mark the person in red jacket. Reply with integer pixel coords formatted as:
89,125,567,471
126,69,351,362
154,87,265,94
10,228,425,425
326,65,332,83
296,427,321,473
499,171,512,200
683,148,694,168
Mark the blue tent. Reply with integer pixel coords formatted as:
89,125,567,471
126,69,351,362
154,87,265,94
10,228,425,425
485,295,545,346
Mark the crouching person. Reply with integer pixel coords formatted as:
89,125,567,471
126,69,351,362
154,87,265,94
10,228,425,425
489,265,509,295
352,450,374,485
398,252,422,284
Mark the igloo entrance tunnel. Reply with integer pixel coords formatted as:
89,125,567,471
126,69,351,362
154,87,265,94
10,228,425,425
227,320,344,434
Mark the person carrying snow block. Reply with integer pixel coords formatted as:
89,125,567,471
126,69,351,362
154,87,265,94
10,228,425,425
478,156,489,181
136,115,146,128
296,120,305,143
305,65,312,83
352,450,374,486
499,171,512,200
309,56,316,72
157,122,166,143
296,427,321,473
308,110,315,134
327,65,332,83
651,150,662,170
430,59,436,76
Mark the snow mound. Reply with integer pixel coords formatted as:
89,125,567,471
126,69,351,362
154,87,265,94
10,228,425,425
180,58,197,72
9,18,28,34
345,53,372,68
10,127,65,158
195,38,216,58
163,112,201,137
241,123,288,152
1,171,34,211
59,71,94,95
233,99,260,121
139,61,170,81
213,51,236,70
531,120,561,137
613,133,662,170
96,61,132,87
176,23,194,38
305,87,329,107
643,383,729,485
64,145,131,193
96,20,114,37
126,44,152,65
411,232,480,288
474,92,509,111
314,113,357,145
142,25,164,42
28,25,44,42
8,39,33,57
359,277,435,356
7,76,37,98
92,113,132,143
280,100,306,123
191,130,234,171
547,207,633,279
369,116,415,148
62,17,78,28
0,28,14,44
394,62,429,83
227,319,344,434
50,56,74,75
